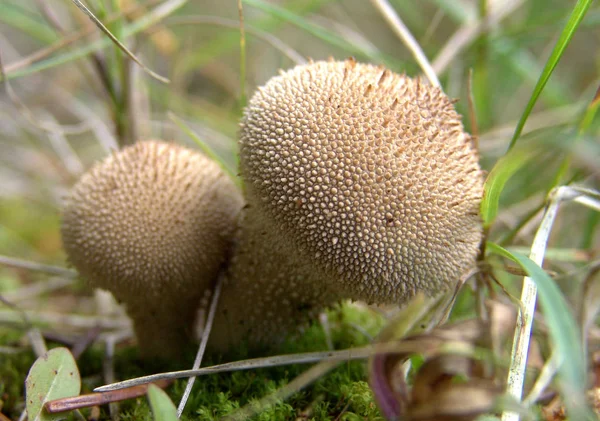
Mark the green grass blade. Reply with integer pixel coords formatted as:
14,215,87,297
167,112,239,185
486,242,592,420
160,0,332,98
550,85,600,186
69,0,168,83
1,0,186,82
578,86,600,134
491,37,568,107
507,0,594,151
480,147,537,227
432,0,571,106
238,0,247,107
0,3,58,42
243,0,399,69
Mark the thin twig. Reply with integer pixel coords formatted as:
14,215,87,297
0,255,77,278
0,345,24,354
2,0,186,82
71,327,102,360
34,0,69,34
433,268,480,327
2,277,74,302
478,104,580,156
0,52,93,136
467,68,480,143
0,310,130,330
56,87,119,153
43,112,85,177
574,195,600,212
0,295,47,357
369,0,440,87
95,347,376,392
69,0,169,83
421,8,445,46
44,380,172,413
176,273,223,417
34,0,115,101
94,330,476,394
3,0,164,75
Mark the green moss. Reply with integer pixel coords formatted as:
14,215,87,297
0,302,383,420
0,330,36,418
0,198,62,259
167,303,384,420
71,302,382,420
172,360,378,421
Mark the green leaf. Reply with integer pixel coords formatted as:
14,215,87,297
486,243,593,420
480,147,536,227
507,0,594,151
25,347,81,421
147,384,178,421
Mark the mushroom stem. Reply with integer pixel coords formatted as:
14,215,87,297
126,300,196,358
210,203,339,350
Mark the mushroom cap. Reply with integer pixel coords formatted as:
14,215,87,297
239,59,484,304
61,140,242,315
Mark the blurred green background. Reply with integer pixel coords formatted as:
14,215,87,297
0,0,599,419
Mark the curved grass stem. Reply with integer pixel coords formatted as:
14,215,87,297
502,185,600,421
369,0,439,87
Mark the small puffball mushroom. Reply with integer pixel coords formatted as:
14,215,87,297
61,140,243,358
211,59,484,349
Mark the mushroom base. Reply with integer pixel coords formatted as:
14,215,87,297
209,205,340,352
118,295,200,359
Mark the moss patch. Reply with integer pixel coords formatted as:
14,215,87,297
1,303,385,420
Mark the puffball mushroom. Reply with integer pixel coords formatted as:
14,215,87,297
211,59,484,349
61,140,243,359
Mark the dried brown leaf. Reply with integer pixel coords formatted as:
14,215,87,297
369,319,504,421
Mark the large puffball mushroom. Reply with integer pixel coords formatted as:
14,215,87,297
211,59,484,349
61,140,243,359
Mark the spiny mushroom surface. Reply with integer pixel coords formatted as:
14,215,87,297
61,140,243,358
212,59,483,349
240,59,483,303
